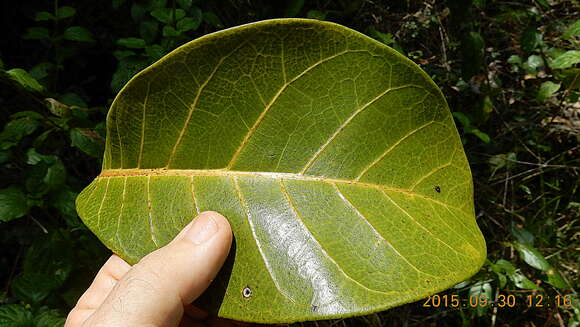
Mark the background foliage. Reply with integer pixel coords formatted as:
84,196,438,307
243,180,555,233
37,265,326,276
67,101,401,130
0,0,578,326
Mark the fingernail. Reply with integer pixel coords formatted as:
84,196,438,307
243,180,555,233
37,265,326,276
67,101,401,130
185,212,218,245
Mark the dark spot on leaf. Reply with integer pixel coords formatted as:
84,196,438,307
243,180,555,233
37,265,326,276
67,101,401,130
312,305,318,312
434,186,441,193
242,286,252,298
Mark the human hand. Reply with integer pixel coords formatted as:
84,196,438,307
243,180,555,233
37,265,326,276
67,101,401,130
66,211,233,327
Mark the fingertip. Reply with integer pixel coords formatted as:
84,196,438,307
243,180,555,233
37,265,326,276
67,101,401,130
199,211,231,232
173,211,232,246
198,211,233,246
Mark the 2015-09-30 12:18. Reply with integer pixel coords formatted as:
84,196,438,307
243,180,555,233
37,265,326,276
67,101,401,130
421,293,575,308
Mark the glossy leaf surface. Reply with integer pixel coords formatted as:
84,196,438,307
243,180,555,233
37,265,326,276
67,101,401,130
76,19,486,323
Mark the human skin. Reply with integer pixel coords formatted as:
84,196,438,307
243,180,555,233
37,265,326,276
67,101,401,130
65,211,234,327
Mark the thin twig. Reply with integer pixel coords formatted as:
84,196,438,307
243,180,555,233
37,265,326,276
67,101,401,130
30,215,48,234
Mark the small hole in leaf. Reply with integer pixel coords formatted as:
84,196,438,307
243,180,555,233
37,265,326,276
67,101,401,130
242,286,252,298
434,186,441,193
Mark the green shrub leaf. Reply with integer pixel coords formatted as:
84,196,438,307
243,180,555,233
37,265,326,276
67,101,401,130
562,19,580,40
11,272,55,304
368,26,395,46
56,6,76,19
70,128,104,158
145,45,165,60
150,8,185,24
513,242,551,271
536,81,560,101
63,26,94,42
510,222,535,245
524,54,544,74
0,305,33,327
22,231,74,287
202,12,223,28
0,116,41,150
76,19,486,323
162,25,180,37
117,37,147,49
0,187,29,223
521,27,542,53
35,308,66,327
6,69,44,92
545,269,570,289
177,0,192,10
140,20,159,43
307,10,327,20
511,271,541,290
44,98,70,117
550,50,580,69
111,57,152,93
50,189,81,227
177,16,201,32
35,11,55,21
22,27,50,40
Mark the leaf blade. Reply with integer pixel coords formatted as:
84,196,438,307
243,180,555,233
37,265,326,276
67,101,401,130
77,19,485,323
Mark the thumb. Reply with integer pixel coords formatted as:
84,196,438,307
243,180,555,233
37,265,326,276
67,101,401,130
86,211,232,327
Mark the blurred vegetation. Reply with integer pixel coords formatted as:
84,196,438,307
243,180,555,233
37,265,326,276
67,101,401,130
0,0,578,326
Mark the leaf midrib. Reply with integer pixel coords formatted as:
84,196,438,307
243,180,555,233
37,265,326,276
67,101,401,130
98,168,463,212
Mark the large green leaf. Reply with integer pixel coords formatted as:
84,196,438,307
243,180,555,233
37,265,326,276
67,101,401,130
76,19,486,323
